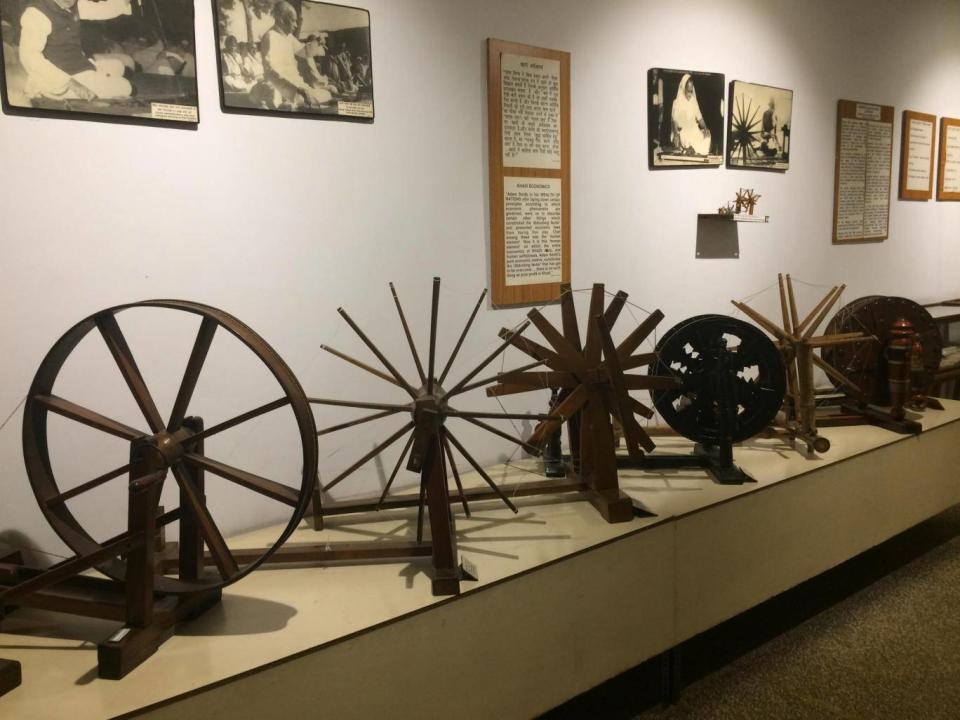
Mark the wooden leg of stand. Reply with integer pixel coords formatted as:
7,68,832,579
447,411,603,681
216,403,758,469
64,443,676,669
179,417,205,581
424,437,459,596
98,441,164,679
0,659,21,696
582,400,633,523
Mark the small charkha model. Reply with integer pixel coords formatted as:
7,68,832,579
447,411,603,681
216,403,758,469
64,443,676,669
734,188,761,215
732,275,867,453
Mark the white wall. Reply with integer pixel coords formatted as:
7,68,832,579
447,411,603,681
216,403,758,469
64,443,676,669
1,0,958,557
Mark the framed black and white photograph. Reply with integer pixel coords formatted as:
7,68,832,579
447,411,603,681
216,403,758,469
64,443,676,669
727,80,793,171
0,0,198,124
214,0,373,120
648,68,725,167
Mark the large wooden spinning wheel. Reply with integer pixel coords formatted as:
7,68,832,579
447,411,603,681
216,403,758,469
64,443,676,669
313,278,551,594
22,300,318,594
822,295,942,405
489,283,678,522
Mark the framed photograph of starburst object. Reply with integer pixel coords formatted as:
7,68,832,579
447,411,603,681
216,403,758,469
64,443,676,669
727,81,793,171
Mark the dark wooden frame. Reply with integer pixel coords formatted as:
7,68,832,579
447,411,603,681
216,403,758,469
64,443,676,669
937,117,960,201
211,0,375,122
899,110,937,201
0,0,200,127
725,79,793,173
487,38,571,307
833,99,894,244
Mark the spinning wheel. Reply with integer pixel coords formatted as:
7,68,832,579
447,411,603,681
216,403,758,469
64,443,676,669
650,315,786,445
312,278,551,594
23,300,318,594
489,283,678,521
822,296,942,405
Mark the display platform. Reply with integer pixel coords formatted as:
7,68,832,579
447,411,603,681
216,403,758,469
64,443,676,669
2,401,959,720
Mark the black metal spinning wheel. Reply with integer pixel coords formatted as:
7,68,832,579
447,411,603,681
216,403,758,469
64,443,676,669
650,314,786,444
22,300,318,594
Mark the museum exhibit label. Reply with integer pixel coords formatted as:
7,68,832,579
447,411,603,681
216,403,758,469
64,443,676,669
899,109,936,201
833,100,894,243
937,117,960,201
487,38,571,306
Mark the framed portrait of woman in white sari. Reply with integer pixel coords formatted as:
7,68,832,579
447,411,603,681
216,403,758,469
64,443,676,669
648,68,725,168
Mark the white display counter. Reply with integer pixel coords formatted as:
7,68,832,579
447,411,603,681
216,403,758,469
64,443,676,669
1,401,958,719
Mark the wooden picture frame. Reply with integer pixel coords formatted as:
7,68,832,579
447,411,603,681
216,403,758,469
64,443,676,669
833,100,894,244
487,38,571,307
899,110,936,200
0,0,199,126
212,0,374,121
937,117,960,201
726,80,793,172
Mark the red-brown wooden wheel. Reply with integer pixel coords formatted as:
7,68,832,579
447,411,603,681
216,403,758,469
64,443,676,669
22,300,317,593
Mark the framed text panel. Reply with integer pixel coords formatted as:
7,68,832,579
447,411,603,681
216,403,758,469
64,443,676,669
833,100,895,244
487,38,571,307
938,117,960,201
899,110,936,201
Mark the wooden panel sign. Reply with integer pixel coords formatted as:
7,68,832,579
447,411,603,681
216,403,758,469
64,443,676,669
833,100,894,244
899,110,936,200
487,38,571,306
938,117,960,201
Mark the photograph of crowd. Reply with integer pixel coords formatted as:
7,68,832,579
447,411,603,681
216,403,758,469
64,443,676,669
214,0,373,119
648,67,725,167
0,0,198,122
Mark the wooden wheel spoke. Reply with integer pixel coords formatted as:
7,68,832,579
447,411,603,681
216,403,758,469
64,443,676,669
455,414,542,457
168,317,218,431
811,353,863,397
595,315,649,459
183,453,301,507
171,463,238,580
322,422,415,492
629,396,655,419
801,285,845,341
96,313,165,433
439,289,487,385
452,359,544,396
445,429,517,513
33,395,147,441
445,321,532,397
389,282,427,384
616,309,666,360
559,284,582,352
731,300,789,341
528,384,589,445
622,353,658,370
377,432,415,509
427,277,440,394
486,383,548,398
602,290,629,330
492,370,577,388
445,410,556,421
45,463,132,507
582,284,606,365
527,309,588,374
187,397,291,444
317,408,401,436
337,307,417,398
495,325,562,368
442,432,470,517
320,344,401,388
623,375,680,391
308,397,411,412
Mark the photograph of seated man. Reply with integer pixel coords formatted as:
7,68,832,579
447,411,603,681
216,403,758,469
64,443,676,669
214,0,373,119
0,0,199,122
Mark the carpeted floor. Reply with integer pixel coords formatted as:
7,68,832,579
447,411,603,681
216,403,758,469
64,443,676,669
544,505,960,719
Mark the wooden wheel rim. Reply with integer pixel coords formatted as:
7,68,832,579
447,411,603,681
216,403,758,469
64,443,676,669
22,300,318,593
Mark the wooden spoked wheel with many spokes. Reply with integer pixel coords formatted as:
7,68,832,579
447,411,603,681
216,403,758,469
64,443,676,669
22,300,318,594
